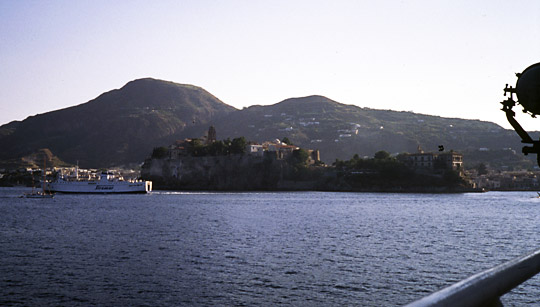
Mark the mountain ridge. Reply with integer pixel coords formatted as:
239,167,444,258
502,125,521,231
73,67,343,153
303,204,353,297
208,95,522,165
0,79,533,169
0,78,237,167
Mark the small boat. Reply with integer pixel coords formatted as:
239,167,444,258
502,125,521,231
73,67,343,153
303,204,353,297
21,158,55,198
21,177,55,198
23,190,54,198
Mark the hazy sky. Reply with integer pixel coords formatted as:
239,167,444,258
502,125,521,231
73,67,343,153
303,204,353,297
1,1,540,130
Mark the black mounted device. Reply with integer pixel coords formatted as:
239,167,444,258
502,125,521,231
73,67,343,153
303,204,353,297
501,62,540,166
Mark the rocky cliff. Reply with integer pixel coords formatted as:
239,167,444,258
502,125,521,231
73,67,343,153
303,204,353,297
141,152,478,192
142,154,289,190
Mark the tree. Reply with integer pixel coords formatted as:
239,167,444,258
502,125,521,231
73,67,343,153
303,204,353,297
281,137,293,145
476,163,488,175
290,148,309,166
230,137,247,154
286,149,311,181
208,140,228,156
374,150,391,160
188,139,207,156
151,146,169,159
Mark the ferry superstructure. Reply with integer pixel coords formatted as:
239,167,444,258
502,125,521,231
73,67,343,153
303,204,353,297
48,171,152,194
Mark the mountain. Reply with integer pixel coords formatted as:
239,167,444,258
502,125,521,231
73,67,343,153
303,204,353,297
0,78,237,167
0,82,535,170
208,95,534,168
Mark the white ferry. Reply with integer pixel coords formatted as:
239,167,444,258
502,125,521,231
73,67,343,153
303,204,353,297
48,171,152,194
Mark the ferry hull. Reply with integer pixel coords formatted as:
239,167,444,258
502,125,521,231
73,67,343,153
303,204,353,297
48,180,152,194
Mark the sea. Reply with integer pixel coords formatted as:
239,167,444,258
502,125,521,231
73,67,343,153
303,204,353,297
1,188,540,306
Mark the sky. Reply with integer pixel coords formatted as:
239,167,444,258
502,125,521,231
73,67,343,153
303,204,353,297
1,0,540,130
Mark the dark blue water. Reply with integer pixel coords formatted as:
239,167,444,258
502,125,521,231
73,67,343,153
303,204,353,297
1,188,540,306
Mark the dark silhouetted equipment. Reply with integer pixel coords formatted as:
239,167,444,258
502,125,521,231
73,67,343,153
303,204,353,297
501,62,540,166
438,145,444,152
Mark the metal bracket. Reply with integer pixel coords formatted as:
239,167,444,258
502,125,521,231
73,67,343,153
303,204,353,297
504,83,516,98
501,97,540,166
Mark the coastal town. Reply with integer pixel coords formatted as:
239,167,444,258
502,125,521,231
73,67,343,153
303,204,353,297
2,125,540,192
143,127,540,191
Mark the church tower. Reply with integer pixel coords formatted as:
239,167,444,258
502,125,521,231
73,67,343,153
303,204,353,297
207,126,216,144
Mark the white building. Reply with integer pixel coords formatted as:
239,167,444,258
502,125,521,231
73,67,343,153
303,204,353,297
246,144,264,157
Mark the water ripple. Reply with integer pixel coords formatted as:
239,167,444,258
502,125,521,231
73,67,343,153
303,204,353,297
1,189,540,306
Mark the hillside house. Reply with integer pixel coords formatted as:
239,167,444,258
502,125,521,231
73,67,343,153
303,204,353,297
264,142,299,159
246,144,264,157
406,152,436,169
307,149,321,165
403,151,463,172
163,136,321,165
470,171,540,190
473,175,501,190
437,152,463,170
257,141,320,164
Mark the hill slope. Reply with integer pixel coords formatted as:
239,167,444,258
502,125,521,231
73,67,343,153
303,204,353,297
0,83,535,169
208,95,533,167
0,148,71,170
0,78,237,167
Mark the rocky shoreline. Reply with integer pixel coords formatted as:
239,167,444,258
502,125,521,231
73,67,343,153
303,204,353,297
141,154,479,193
